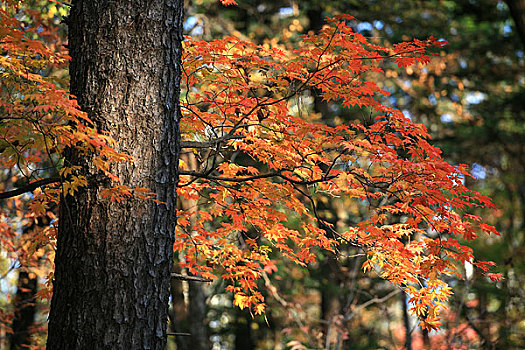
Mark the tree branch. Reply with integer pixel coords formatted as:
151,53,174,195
179,170,337,185
170,273,213,283
180,134,245,149
344,289,400,322
0,177,61,200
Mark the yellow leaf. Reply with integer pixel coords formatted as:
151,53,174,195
233,294,248,310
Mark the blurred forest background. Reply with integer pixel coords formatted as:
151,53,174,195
1,0,523,349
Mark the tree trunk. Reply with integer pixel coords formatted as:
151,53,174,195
234,308,255,350
169,264,190,349
10,217,47,350
10,271,37,350
187,282,209,349
170,151,210,349
401,291,412,350
505,0,525,48
47,1,184,349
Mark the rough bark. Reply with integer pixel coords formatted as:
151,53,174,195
47,1,184,349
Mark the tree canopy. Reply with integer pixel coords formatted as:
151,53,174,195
0,1,515,349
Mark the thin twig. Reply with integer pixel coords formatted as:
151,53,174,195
171,273,213,283
344,289,400,322
180,134,245,149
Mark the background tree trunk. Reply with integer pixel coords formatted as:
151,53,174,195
505,0,525,47
169,264,190,349
47,1,184,349
169,151,210,349
10,271,37,350
187,282,209,349
234,308,255,350
401,291,412,350
9,216,51,350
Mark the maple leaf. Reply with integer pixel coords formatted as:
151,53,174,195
233,294,249,309
487,273,504,282
219,0,238,6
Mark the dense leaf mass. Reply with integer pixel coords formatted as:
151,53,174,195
175,15,501,330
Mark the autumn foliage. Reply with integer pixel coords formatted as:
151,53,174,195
174,14,503,330
0,0,502,339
